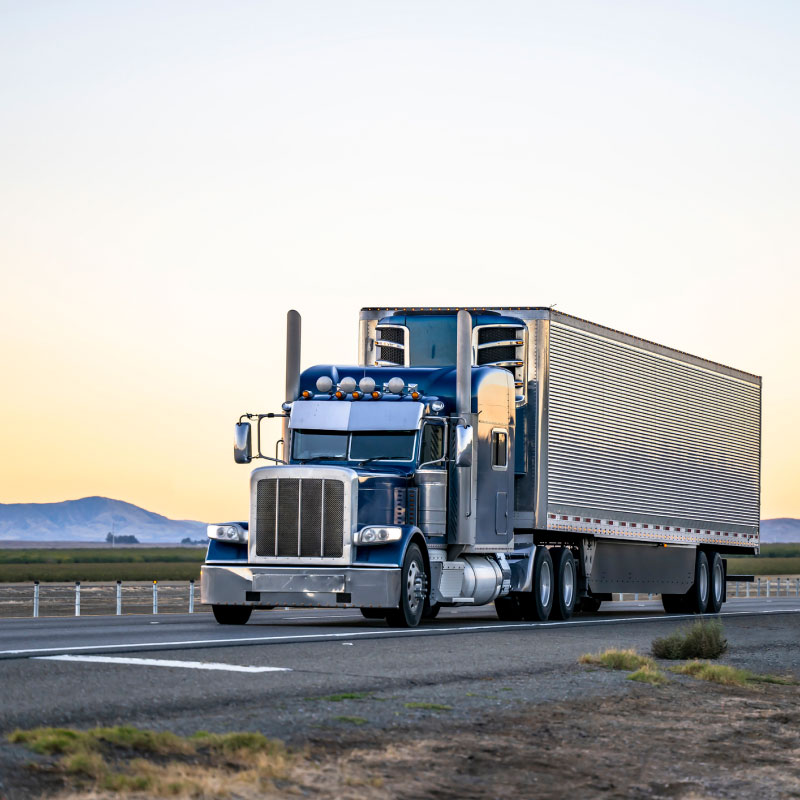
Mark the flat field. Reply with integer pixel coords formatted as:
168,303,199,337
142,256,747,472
728,543,800,575
0,548,204,582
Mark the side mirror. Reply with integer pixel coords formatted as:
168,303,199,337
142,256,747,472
454,424,473,468
234,422,252,464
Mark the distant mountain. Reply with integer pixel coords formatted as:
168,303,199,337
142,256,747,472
0,497,207,544
760,518,800,544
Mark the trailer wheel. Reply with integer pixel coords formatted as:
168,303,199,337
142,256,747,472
708,552,724,614
386,544,426,628
518,547,554,621
212,605,252,625
686,550,710,614
360,608,387,619
550,548,577,620
495,595,523,621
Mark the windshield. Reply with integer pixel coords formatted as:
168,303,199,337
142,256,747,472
292,430,417,463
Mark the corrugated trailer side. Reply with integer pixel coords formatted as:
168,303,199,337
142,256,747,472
540,312,761,554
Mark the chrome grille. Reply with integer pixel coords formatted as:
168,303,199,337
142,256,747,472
256,478,344,558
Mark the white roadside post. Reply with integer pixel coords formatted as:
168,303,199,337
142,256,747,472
75,581,81,616
757,577,761,597
116,581,122,615
766,578,770,598
153,580,158,614
33,581,39,618
189,580,195,614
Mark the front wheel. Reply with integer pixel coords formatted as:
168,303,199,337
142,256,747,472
212,605,252,625
386,544,427,628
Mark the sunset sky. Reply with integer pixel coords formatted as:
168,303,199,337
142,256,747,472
1,1,797,523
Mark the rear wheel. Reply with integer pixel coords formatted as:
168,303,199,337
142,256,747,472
518,547,554,621
495,595,523,621
708,551,724,614
360,608,387,619
686,550,710,614
212,605,252,625
550,548,577,620
386,544,426,628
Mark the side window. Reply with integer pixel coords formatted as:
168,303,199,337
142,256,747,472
420,423,445,465
491,429,508,469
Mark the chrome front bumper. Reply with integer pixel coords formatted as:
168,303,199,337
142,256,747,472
201,564,401,608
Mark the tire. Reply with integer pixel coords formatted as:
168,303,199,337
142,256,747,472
708,551,724,614
518,547,554,621
422,601,441,620
495,595,523,621
212,605,252,625
661,594,686,613
578,596,602,613
686,550,710,614
550,548,577,620
360,608,387,619
386,544,427,628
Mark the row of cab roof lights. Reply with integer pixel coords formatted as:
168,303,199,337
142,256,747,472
301,375,422,401
548,513,757,539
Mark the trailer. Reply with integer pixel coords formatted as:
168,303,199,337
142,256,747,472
202,307,760,625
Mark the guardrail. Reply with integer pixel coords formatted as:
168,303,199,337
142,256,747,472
1,577,798,618
0,581,205,618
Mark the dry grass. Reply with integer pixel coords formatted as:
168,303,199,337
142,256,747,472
579,648,655,671
628,664,669,685
8,724,290,796
670,660,798,687
652,620,727,660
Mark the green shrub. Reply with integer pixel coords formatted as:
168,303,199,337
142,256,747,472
628,664,668,685
652,620,727,660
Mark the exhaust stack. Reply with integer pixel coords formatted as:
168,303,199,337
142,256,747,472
283,310,302,457
456,309,472,416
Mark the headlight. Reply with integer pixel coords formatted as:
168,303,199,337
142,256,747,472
207,523,247,543
355,526,403,545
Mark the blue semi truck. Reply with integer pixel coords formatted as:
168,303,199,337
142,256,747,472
201,307,761,626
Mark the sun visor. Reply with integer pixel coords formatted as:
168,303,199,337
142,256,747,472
290,401,423,431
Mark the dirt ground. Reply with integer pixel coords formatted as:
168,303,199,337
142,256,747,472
4,674,799,799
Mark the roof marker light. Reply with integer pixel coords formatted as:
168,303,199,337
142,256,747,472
352,391,361,400
301,390,311,399
411,391,420,400
371,391,381,399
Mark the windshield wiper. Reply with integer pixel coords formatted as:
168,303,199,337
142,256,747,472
297,455,346,463
357,456,406,466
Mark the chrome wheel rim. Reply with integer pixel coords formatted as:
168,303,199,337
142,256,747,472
713,561,724,603
406,559,423,614
699,561,709,604
563,560,575,607
540,560,552,607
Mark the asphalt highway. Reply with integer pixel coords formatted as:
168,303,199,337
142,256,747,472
1,597,799,660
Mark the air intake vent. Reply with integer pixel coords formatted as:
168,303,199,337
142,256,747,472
473,324,526,401
256,477,344,558
375,324,409,366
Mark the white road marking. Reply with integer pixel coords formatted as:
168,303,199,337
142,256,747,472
35,655,291,673
2,606,798,659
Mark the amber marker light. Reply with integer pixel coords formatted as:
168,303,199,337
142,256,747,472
411,391,420,400
335,391,344,399
352,391,361,400
301,390,311,399
371,391,381,399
